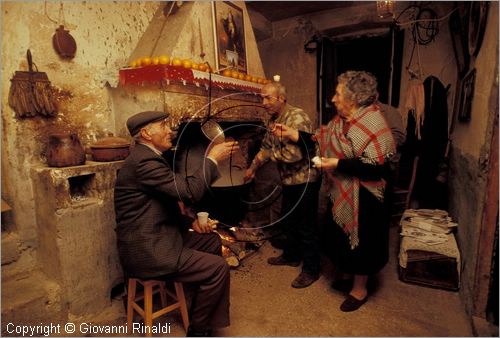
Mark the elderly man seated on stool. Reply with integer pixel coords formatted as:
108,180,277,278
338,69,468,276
114,111,239,337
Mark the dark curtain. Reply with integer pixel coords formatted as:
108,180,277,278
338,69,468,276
317,27,404,125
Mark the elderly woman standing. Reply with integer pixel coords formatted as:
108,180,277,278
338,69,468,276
273,71,395,312
317,70,395,311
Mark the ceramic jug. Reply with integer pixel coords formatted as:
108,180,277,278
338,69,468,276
47,133,86,167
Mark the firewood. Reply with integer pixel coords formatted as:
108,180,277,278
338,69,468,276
232,227,264,242
221,239,246,260
225,254,239,268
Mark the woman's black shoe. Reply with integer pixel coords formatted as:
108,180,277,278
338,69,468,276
340,294,368,312
330,279,353,294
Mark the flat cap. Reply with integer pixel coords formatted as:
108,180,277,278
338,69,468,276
126,111,169,136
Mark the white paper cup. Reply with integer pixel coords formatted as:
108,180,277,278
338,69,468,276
197,212,209,226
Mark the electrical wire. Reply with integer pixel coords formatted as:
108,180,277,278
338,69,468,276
413,8,439,45
400,5,457,77
394,5,458,46
395,7,458,27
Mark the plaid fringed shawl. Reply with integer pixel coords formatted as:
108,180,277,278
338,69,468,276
318,104,395,249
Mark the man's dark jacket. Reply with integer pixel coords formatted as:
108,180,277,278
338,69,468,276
114,144,220,278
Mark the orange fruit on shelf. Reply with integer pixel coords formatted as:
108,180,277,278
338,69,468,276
129,60,137,68
231,71,239,79
152,57,160,65
191,63,199,70
198,63,207,71
222,69,232,77
135,59,142,67
172,58,182,66
245,74,252,81
141,57,152,66
182,59,192,69
238,73,245,80
159,55,170,65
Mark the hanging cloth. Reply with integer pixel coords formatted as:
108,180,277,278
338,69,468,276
404,79,425,140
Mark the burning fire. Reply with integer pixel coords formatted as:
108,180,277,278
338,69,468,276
222,246,231,257
216,230,236,257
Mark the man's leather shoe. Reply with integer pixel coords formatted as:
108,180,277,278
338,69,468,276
330,278,353,294
340,294,368,312
267,255,300,267
186,326,212,337
291,272,319,288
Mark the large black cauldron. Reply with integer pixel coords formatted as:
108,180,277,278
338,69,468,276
167,121,264,225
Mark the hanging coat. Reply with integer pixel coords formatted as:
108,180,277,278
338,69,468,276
411,76,449,209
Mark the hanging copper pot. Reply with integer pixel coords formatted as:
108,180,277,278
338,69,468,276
53,25,77,59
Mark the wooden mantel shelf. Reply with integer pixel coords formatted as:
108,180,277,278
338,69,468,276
119,65,264,95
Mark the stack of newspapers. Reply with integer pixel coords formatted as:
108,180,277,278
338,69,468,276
400,209,458,245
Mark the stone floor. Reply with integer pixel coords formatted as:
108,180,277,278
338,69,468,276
96,226,477,337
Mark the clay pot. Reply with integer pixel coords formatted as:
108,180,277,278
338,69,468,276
47,133,86,167
90,136,130,162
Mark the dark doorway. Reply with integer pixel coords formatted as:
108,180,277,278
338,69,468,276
318,28,404,124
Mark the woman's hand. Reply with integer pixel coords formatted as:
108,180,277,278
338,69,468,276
271,123,299,142
313,157,339,170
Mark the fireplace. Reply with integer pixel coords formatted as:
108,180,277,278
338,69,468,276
112,1,275,269
167,120,266,226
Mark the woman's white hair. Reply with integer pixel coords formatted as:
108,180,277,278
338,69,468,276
337,71,378,107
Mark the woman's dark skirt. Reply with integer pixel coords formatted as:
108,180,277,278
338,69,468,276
326,186,390,275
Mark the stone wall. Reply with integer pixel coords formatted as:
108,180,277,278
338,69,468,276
1,0,157,325
2,0,159,257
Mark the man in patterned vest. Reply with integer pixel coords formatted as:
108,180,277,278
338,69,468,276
245,82,321,288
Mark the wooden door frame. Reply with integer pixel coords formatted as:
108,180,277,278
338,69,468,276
473,88,499,320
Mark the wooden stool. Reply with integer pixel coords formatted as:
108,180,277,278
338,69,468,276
126,278,189,336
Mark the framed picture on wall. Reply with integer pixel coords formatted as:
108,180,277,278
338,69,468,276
458,68,476,122
212,1,247,73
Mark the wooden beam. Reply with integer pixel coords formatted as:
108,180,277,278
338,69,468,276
323,21,393,39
